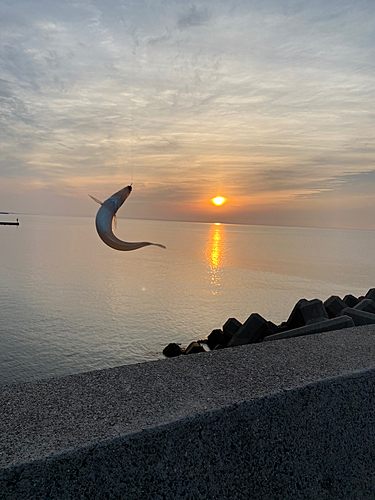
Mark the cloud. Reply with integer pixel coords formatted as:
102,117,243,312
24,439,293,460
177,6,210,29
0,0,375,228
326,169,375,196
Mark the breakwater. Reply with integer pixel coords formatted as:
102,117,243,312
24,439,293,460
1,325,374,499
163,288,375,356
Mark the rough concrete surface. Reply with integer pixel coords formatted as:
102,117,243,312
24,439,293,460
264,314,354,341
1,325,375,499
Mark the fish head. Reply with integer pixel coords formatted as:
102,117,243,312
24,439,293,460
105,185,133,213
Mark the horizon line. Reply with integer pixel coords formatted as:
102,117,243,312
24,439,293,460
8,212,375,233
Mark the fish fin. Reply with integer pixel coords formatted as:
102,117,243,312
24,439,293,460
152,243,166,249
89,195,103,205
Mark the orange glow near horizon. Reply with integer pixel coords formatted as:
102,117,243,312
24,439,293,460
212,196,226,206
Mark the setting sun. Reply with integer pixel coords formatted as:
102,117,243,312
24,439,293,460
212,196,226,206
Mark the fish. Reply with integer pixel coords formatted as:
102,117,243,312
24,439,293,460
90,185,166,251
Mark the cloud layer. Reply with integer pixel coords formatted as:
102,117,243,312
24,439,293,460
1,0,375,228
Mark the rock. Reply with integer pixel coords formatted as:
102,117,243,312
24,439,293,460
339,307,375,326
185,342,205,355
353,298,375,314
343,294,359,308
226,313,268,347
222,318,242,337
324,295,347,318
263,316,354,342
163,343,183,358
207,329,231,350
365,288,375,302
213,344,225,350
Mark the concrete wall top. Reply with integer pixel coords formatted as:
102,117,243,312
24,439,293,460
1,324,375,470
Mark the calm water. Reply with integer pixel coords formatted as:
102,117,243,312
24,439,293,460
1,214,375,385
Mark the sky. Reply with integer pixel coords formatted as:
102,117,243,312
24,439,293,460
1,0,375,229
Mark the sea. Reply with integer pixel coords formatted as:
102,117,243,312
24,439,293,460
1,214,375,386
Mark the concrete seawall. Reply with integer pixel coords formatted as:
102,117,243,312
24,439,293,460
1,325,374,499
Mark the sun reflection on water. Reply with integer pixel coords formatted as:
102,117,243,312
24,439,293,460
206,223,226,294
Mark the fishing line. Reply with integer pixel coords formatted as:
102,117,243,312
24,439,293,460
129,44,136,187
130,75,135,187
130,108,134,186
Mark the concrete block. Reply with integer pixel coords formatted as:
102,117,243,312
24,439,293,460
300,298,329,324
365,288,375,302
277,321,289,332
222,318,242,337
207,329,231,350
285,298,309,330
185,342,205,355
226,313,268,347
264,315,354,342
343,294,359,307
265,321,280,337
285,298,328,330
353,298,375,314
324,295,347,318
339,307,375,326
163,343,183,358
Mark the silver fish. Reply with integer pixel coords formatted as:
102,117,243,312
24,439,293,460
90,185,166,251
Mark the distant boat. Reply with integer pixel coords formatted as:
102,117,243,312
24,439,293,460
0,218,19,226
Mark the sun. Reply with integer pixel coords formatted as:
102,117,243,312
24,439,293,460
212,196,226,206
